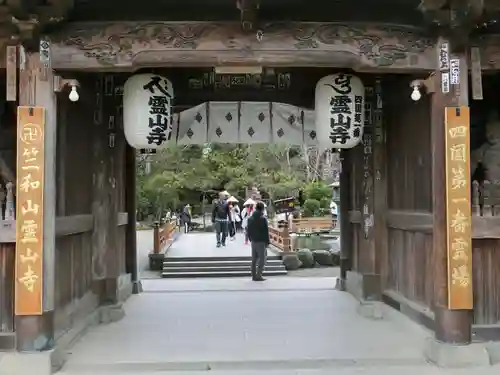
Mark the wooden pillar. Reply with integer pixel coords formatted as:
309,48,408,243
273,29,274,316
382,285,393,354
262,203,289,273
125,144,140,293
431,40,472,344
339,149,352,290
15,50,56,351
373,78,388,287
91,74,105,279
153,221,160,254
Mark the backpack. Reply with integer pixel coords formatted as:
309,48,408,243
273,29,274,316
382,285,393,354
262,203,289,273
215,201,227,218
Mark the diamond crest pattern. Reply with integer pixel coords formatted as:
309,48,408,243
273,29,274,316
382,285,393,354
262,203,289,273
277,128,285,138
186,128,194,138
247,127,255,137
195,112,203,123
225,112,233,122
215,127,223,137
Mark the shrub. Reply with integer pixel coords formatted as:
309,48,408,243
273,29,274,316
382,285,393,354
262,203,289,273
304,181,331,202
303,199,321,217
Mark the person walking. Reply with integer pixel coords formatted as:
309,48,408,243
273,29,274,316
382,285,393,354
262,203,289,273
181,204,192,233
241,198,256,245
212,191,230,247
247,202,270,281
330,200,338,229
228,197,241,241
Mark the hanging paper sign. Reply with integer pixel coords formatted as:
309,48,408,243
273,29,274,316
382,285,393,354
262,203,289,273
438,42,450,71
315,74,365,149
441,72,450,94
450,59,460,85
123,74,174,148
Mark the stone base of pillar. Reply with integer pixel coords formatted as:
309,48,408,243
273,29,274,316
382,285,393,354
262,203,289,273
345,271,383,320
0,333,16,350
424,337,492,367
148,252,165,271
345,270,381,301
93,273,133,305
0,351,54,375
0,293,136,375
15,312,55,352
132,280,143,294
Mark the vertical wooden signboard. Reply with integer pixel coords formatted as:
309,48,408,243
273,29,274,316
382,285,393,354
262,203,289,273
15,106,45,316
444,106,473,310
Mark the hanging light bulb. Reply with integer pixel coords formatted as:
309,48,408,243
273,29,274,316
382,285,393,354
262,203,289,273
410,85,421,101
69,85,79,102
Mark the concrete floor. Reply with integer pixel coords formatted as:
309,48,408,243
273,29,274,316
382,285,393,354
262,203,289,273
55,231,500,374
59,277,433,373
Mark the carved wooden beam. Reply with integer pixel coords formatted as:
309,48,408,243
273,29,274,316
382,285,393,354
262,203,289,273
236,0,259,31
10,16,39,49
419,0,447,12
3,0,73,50
419,0,486,49
45,0,74,21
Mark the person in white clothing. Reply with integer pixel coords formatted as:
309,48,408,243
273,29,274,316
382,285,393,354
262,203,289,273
330,200,338,228
241,198,256,245
228,202,241,240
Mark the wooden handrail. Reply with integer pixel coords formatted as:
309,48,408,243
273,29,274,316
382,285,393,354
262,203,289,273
269,223,291,252
153,218,177,254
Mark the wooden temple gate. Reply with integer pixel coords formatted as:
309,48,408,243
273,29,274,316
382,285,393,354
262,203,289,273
0,0,500,370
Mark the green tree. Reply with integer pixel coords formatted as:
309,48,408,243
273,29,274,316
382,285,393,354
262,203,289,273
304,181,331,202
135,143,322,219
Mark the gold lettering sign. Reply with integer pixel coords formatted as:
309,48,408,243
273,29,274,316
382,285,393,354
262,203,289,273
444,106,473,310
15,106,45,316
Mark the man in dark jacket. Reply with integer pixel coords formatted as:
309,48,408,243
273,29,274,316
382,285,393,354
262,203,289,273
212,192,230,247
247,202,270,281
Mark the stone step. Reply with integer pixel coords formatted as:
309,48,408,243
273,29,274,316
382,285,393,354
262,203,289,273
162,269,288,278
165,255,281,262
163,259,284,268
162,254,287,279
163,265,286,273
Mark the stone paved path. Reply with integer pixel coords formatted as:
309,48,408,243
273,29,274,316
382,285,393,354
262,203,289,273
166,231,275,258
57,275,441,374
54,231,500,374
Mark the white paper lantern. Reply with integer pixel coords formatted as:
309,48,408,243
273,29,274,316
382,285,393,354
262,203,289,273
123,73,174,149
315,74,365,149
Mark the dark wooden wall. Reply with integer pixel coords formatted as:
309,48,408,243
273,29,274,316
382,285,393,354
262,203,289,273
0,72,130,339
346,74,500,326
53,73,129,335
384,77,434,308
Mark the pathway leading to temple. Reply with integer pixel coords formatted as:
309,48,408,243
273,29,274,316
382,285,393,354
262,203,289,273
57,228,437,374
59,277,432,374
162,232,287,278
55,230,500,374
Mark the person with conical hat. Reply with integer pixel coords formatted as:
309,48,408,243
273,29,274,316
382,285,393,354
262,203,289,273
228,198,241,241
241,198,256,245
